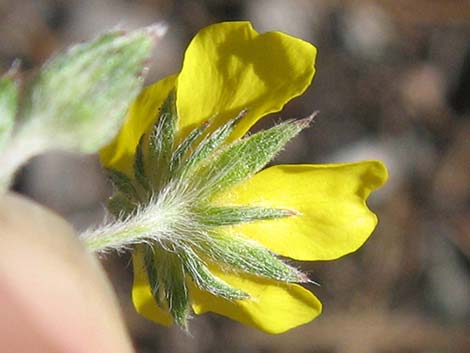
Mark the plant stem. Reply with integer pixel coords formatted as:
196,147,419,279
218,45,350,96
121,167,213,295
81,221,152,252
80,203,171,253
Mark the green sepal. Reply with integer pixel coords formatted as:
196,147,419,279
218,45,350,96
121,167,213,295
107,192,137,219
181,247,249,300
105,167,139,200
134,134,151,193
198,206,297,226
178,110,246,179
145,244,190,328
191,117,312,199
200,233,304,283
143,246,164,306
169,119,209,177
147,89,177,189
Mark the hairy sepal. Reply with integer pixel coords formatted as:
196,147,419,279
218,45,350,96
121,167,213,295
176,110,246,180
197,232,305,283
145,244,190,328
181,247,249,300
105,168,139,201
189,117,312,199
147,89,177,189
197,206,297,226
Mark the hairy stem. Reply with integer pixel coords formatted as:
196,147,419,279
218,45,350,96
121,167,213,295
80,202,177,252
82,220,152,252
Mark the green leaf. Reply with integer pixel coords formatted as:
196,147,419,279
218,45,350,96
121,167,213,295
0,74,18,151
18,25,163,153
147,89,177,189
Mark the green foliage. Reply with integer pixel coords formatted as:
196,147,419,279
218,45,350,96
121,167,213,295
147,89,177,188
19,27,159,153
0,27,162,192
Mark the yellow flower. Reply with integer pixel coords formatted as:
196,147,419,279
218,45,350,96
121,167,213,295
100,22,388,334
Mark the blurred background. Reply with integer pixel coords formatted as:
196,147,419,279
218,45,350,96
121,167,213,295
1,0,469,352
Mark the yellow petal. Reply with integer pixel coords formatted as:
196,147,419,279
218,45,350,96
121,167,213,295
101,22,316,172
190,267,321,334
215,161,388,261
131,246,173,326
100,75,177,174
176,21,317,141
